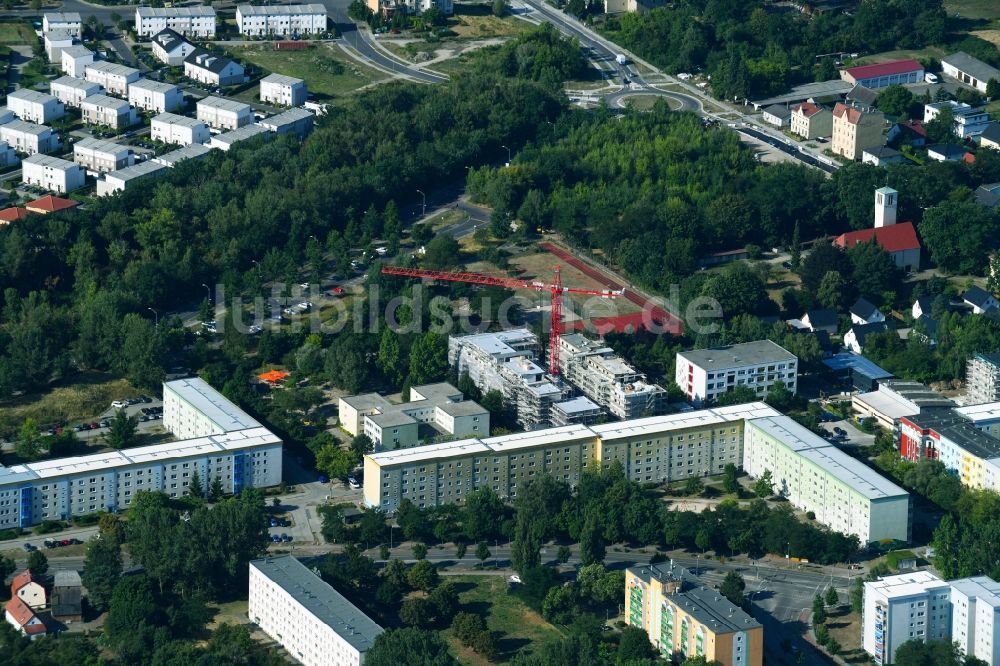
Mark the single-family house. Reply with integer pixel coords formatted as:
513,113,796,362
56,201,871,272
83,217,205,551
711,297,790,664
0,207,29,224
927,143,968,162
832,103,886,161
1,120,61,155
862,145,906,167
802,308,839,335
790,102,833,140
22,154,86,194
11,571,46,610
150,112,211,146
85,61,142,97
26,195,81,215
43,12,82,36
844,321,895,354
911,314,939,347
964,286,999,315
761,104,791,128
210,124,271,151
97,160,169,197
196,96,252,130
846,84,878,111
259,73,307,107
60,44,93,77
5,597,47,639
942,52,1000,94
184,50,244,87
128,79,184,114
924,101,990,138
981,123,1000,151
80,94,138,130
912,296,933,320
49,75,104,108
887,119,927,148
44,30,75,61
841,59,924,89
7,89,64,125
73,137,135,173
850,297,885,326
975,183,1000,208
150,28,197,67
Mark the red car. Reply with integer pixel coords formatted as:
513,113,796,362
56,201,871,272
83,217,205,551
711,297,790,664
331,286,344,295
60,539,71,546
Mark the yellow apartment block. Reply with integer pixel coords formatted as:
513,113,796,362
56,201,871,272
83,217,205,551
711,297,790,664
625,563,763,666
363,402,780,511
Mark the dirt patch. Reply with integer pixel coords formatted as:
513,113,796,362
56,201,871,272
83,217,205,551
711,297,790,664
509,250,642,316
0,375,138,438
972,29,1000,48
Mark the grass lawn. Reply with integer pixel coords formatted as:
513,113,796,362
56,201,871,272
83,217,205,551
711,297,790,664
0,22,35,46
853,46,948,66
442,576,562,664
622,94,680,111
229,44,387,101
945,0,1000,20
985,99,1000,120
449,4,533,39
822,606,869,665
0,374,137,438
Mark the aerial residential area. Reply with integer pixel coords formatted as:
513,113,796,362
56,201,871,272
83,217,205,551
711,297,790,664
4,0,1000,665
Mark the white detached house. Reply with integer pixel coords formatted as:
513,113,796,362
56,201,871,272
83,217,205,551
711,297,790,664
850,297,886,326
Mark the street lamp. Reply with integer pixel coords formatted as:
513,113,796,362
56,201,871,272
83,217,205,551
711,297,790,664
501,144,511,164
416,189,426,217
251,259,261,277
201,283,212,304
147,307,158,327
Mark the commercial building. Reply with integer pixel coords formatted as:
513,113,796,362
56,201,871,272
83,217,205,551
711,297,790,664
339,383,489,450
954,401,1000,439
899,410,1000,492
790,101,833,140
97,160,168,197
675,340,797,406
257,107,314,138
7,89,64,125
0,120,60,155
449,329,569,429
625,562,762,665
852,380,955,430
832,102,886,161
153,142,212,167
0,378,280,529
236,4,327,37
50,76,103,108
43,12,82,36
184,50,245,87
210,124,271,151
260,73,308,107
135,6,217,39
60,45,93,78
942,52,1000,94
21,154,85,194
44,30,75,62
85,61,142,97
128,79,184,114
150,28,197,66
924,101,990,139
364,402,781,511
863,571,952,665
558,333,666,419
73,137,134,174
743,415,909,543
249,556,383,666
80,94,138,130
51,570,82,622
151,112,211,146
196,96,252,130
842,59,924,89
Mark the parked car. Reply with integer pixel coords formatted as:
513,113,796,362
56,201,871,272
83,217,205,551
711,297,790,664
271,534,281,543
269,518,278,527
347,477,360,490
23,543,35,552
317,474,329,484
112,400,127,409
282,534,292,542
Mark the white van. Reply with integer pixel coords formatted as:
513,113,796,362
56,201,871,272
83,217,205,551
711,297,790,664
925,72,939,84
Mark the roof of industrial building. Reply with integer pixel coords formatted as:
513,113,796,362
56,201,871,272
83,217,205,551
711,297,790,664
747,415,908,500
677,340,797,369
250,556,383,652
845,59,923,80
943,52,1000,86
752,79,854,108
822,353,894,380
165,377,261,431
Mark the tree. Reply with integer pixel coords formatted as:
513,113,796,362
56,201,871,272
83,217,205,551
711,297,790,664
209,475,225,502
412,542,428,560
765,381,796,411
754,470,774,498
720,571,746,608
0,555,15,591
491,0,507,16
104,574,161,660
83,534,122,612
557,545,571,563
365,628,457,666
27,549,48,575
825,586,839,607
723,463,739,494
455,542,467,559
849,240,900,299
817,271,851,310
850,576,864,613
15,419,42,461
400,597,434,627
713,385,758,407
475,541,491,567
924,105,956,144
428,582,459,623
893,638,964,666
408,332,448,385
105,409,138,449
876,85,914,118
406,560,439,591
618,624,658,661
316,445,358,480
187,470,204,499
684,476,705,497
789,221,801,268
988,78,1000,100
812,592,827,625
541,584,577,624
798,241,851,293
579,510,605,565
423,235,461,270
350,434,374,458
462,487,504,542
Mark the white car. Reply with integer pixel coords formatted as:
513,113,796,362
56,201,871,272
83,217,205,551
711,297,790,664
347,477,360,489
111,400,127,409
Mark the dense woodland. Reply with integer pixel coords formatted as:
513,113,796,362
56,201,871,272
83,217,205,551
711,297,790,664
601,0,998,99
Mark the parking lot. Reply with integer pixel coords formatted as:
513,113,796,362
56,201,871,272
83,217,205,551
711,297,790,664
68,394,166,442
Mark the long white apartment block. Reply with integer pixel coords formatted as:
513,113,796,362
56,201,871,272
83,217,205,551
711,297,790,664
0,121,60,155
153,143,212,167
954,401,1000,439
196,96,252,130
50,76,104,108
136,6,218,38
558,333,666,419
257,107,314,138
80,94,138,130
73,137,134,174
128,79,184,114
676,340,798,405
364,402,781,512
6,90,64,125
249,556,383,666
60,45,94,78
85,62,142,97
259,73,307,107
151,112,210,146
44,31,75,62
743,416,909,543
0,378,280,530
21,154,85,194
97,160,168,197
236,4,327,36
863,572,952,665
339,383,489,450
43,12,81,36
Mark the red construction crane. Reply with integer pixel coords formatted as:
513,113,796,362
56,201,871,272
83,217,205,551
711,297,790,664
381,265,623,375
